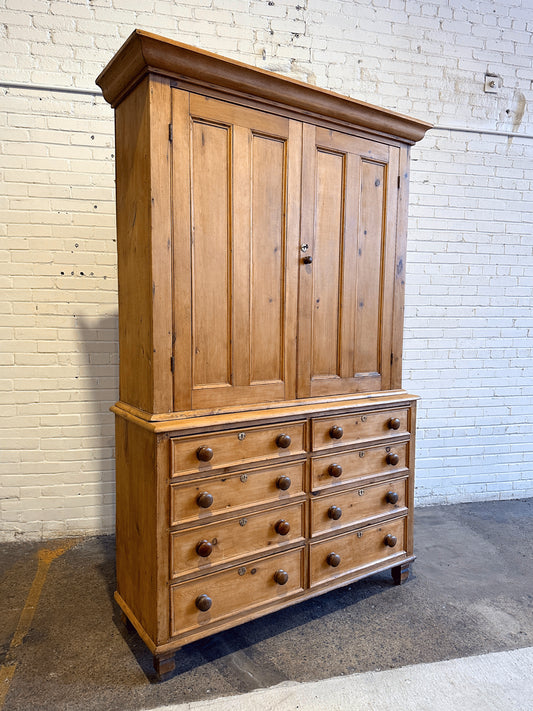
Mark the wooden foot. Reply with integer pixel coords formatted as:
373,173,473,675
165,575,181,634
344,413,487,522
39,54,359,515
391,562,411,585
153,652,176,680
120,610,134,631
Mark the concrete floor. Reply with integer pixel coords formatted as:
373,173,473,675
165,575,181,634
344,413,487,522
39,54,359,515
1,498,532,710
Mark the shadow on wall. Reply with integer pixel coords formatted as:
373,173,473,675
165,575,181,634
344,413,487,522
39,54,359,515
75,313,119,533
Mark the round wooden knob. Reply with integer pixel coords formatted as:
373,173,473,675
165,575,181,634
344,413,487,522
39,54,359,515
384,534,398,548
327,552,341,567
328,463,343,478
328,505,342,520
386,491,399,505
276,433,292,449
196,540,213,557
196,491,214,509
275,519,291,535
195,594,212,612
276,475,291,491
196,446,214,462
386,452,400,466
273,569,289,585
388,417,401,430
329,425,344,440
302,255,313,264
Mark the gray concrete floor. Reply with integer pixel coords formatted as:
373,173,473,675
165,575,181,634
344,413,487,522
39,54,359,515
1,499,532,711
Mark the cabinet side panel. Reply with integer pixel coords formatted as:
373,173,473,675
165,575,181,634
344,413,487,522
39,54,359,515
149,78,173,413
115,79,154,411
171,89,193,411
406,400,417,557
115,416,158,643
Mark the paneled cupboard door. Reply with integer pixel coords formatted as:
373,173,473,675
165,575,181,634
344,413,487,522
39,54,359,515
297,125,400,398
171,91,301,410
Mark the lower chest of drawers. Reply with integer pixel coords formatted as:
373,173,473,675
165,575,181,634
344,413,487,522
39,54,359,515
113,396,416,674
165,401,415,645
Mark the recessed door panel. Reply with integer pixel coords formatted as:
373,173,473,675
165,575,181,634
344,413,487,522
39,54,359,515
191,120,232,388
312,149,344,379
355,160,386,377
251,134,285,385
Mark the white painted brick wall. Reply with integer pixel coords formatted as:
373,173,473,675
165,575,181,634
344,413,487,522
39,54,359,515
1,0,532,539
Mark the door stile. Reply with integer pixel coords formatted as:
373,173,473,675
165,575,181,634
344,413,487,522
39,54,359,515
171,88,193,411
296,123,318,399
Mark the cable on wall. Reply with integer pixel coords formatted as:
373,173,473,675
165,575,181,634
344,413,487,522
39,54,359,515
1,81,532,140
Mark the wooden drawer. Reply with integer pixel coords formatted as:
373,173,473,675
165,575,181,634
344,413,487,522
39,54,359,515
170,548,304,636
172,422,306,475
170,502,305,577
310,517,407,587
170,461,305,526
310,478,407,536
311,409,409,451
311,442,408,492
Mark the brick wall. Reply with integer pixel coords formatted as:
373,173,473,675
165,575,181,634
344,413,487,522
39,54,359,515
1,0,532,539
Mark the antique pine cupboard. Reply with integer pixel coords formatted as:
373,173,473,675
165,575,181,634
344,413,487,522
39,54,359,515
96,30,431,678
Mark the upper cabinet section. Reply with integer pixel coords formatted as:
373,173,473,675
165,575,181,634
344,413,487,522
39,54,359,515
97,31,431,416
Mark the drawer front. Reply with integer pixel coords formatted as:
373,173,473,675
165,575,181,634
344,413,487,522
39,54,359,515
170,548,304,636
170,461,305,525
170,502,305,577
310,517,407,587
311,478,407,535
312,409,409,451
311,442,408,491
172,422,306,476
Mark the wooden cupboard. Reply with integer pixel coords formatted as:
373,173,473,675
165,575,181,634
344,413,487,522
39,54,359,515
96,30,431,678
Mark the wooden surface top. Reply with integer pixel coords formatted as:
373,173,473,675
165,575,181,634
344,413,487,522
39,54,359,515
111,390,419,434
96,30,431,144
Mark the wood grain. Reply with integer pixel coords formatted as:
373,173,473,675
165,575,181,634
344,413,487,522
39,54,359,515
309,516,407,587
170,502,305,577
170,460,306,525
311,408,409,450
191,118,232,388
171,89,193,411
297,129,400,398
311,441,408,491
114,79,153,412
171,421,306,475
115,416,158,641
310,478,407,535
170,547,304,636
